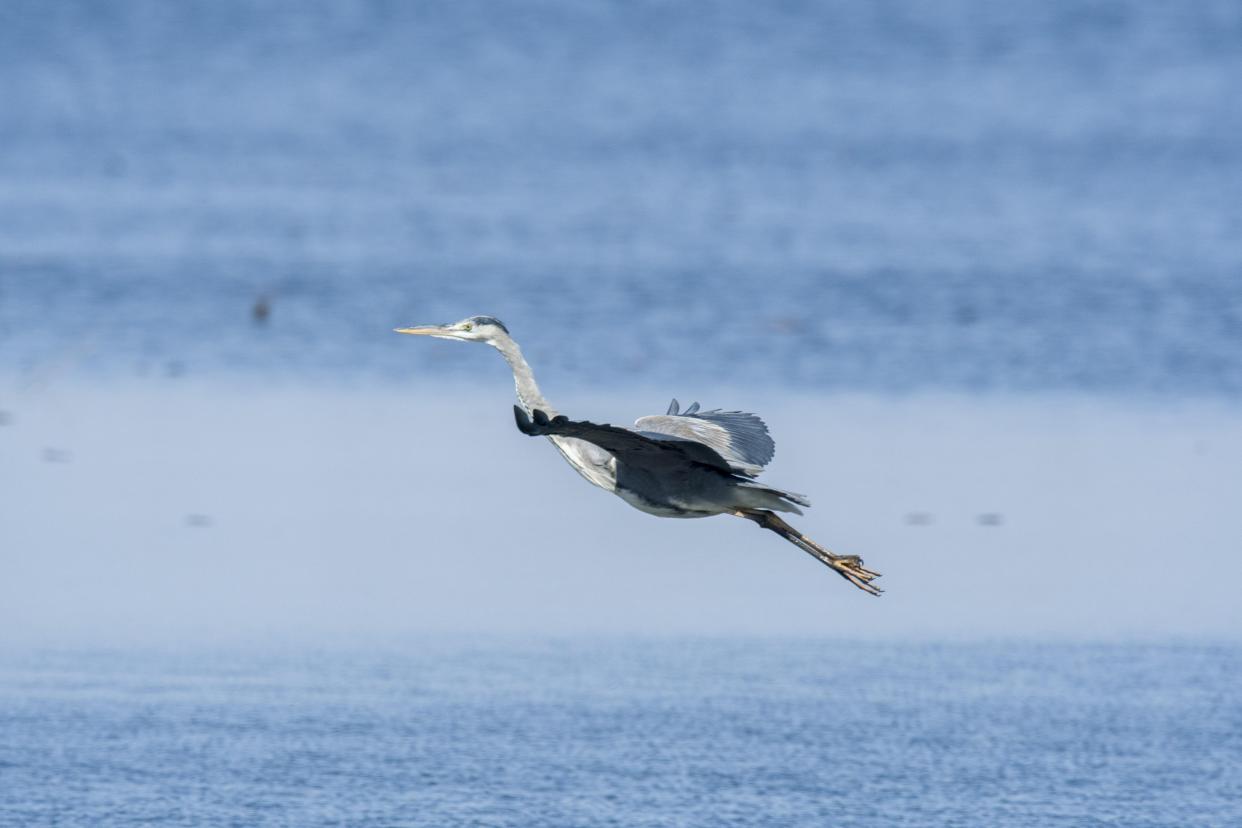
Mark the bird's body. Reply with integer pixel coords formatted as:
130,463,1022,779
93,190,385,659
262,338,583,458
515,405,810,520
396,315,881,594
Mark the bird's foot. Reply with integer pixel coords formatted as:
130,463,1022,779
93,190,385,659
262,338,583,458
824,553,882,595
781,523,883,595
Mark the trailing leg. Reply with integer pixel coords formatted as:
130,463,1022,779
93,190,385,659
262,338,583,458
736,510,882,596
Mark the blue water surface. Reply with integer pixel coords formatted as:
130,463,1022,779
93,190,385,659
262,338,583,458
1,0,1240,393
1,640,1239,827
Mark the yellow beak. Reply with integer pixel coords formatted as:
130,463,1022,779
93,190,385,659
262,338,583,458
394,326,447,336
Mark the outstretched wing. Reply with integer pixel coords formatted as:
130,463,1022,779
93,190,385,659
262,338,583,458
633,398,776,477
513,407,736,475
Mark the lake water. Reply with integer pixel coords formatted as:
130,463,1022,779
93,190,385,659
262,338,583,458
2,0,1241,393
3,4,1241,825
2,641,1240,827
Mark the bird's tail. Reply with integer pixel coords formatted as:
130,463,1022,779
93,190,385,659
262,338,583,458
735,480,810,515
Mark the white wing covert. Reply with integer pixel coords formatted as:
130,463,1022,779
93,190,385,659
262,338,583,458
634,398,776,478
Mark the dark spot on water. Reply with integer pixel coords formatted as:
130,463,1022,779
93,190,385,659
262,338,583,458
769,316,806,334
253,296,271,324
0,410,12,426
185,514,213,528
41,448,71,463
977,512,1004,526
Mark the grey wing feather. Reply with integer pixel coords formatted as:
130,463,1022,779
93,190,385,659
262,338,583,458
635,402,776,477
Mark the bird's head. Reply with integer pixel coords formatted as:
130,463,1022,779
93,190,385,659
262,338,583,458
394,315,510,345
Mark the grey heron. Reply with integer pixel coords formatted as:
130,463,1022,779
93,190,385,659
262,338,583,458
395,315,881,595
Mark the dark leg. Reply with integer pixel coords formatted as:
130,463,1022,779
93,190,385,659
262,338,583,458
735,510,882,596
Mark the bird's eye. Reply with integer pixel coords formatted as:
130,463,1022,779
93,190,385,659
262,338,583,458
462,323,473,332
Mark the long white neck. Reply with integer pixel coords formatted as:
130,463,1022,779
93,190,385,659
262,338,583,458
489,331,617,492
491,333,556,417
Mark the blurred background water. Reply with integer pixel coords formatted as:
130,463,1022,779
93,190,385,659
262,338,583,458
3,2,1242,826
2,0,1241,392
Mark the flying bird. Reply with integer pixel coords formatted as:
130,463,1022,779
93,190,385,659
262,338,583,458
395,316,881,594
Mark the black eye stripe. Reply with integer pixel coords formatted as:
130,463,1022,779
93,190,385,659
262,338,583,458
470,316,509,333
